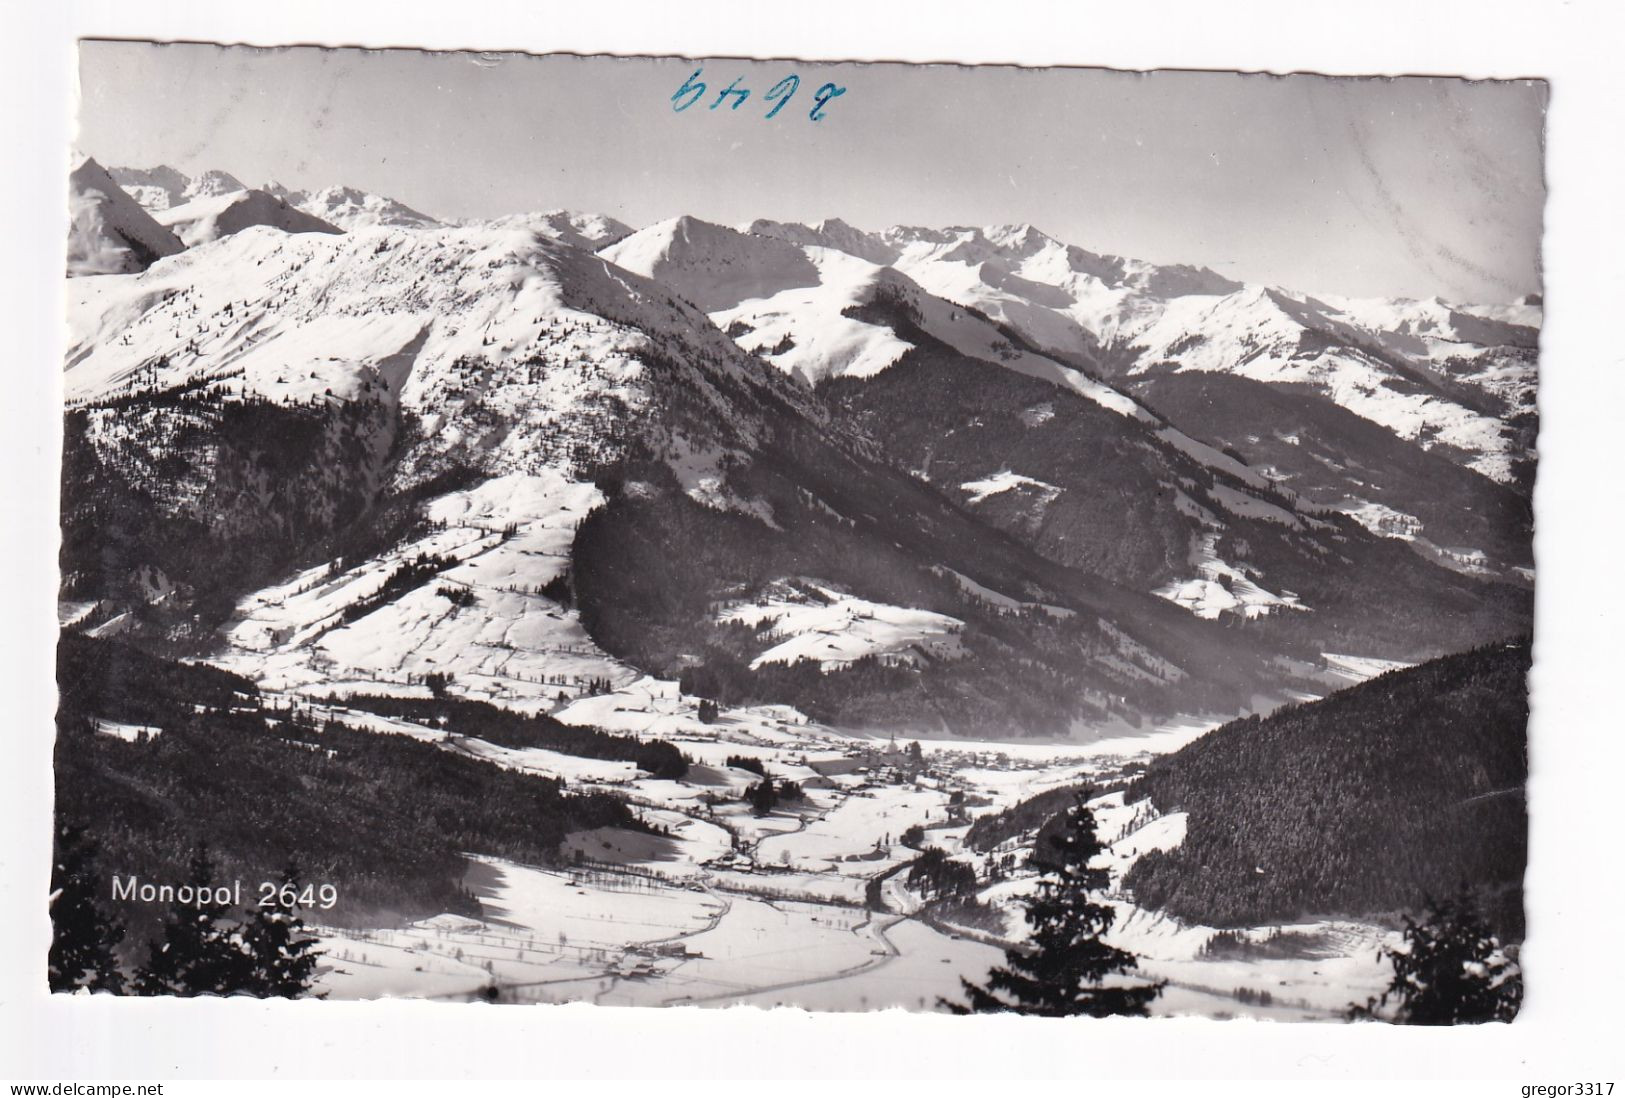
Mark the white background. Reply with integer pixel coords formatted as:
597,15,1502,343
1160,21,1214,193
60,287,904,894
3,0,1622,1083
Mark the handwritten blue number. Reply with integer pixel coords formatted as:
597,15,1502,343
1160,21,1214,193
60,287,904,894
764,75,800,119
712,76,749,110
671,69,706,112
809,82,845,122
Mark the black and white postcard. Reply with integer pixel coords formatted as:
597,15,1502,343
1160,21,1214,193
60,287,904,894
49,41,1549,1023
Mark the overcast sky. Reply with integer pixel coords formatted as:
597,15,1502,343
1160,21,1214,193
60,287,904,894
76,41,1546,302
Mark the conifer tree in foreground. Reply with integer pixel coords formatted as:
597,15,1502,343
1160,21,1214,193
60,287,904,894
240,860,325,998
133,843,252,996
1350,888,1522,1024
48,823,126,993
947,792,1162,1017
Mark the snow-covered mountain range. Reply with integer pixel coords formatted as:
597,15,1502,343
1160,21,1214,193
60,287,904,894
103,163,636,242
110,164,440,232
740,216,1538,489
600,213,1534,582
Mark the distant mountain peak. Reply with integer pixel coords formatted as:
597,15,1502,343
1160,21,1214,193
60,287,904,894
109,165,442,233
474,209,633,250
744,218,899,266
297,184,440,230
981,222,1057,253
186,169,247,199
107,164,191,213
602,215,824,314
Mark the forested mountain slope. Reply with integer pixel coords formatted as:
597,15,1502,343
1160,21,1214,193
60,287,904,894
55,632,641,945
1125,640,1530,937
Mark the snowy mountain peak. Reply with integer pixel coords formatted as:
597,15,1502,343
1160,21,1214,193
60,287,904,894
658,214,720,246
880,224,972,248
297,185,441,231
110,165,441,234
475,209,633,251
65,221,786,426
980,222,1059,256
107,164,191,212
602,215,824,314
813,216,860,236
744,218,899,266
67,159,1540,494
186,169,248,200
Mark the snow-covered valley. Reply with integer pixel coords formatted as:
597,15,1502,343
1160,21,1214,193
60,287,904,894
301,702,1396,1017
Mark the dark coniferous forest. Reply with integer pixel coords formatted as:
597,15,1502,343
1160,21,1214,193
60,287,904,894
1125,640,1530,937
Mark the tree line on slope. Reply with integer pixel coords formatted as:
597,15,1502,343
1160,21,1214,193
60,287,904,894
339,692,689,779
963,783,1112,856
949,783,1522,1023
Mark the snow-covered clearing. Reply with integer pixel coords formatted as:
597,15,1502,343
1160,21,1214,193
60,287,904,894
716,581,965,671
1321,652,1413,685
554,676,833,749
720,917,1003,1013
957,470,1062,506
756,786,948,872
93,718,161,742
1337,499,1424,541
1154,532,1307,621
1207,483,1302,528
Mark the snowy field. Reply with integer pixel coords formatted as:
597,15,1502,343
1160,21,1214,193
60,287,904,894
315,857,979,1011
